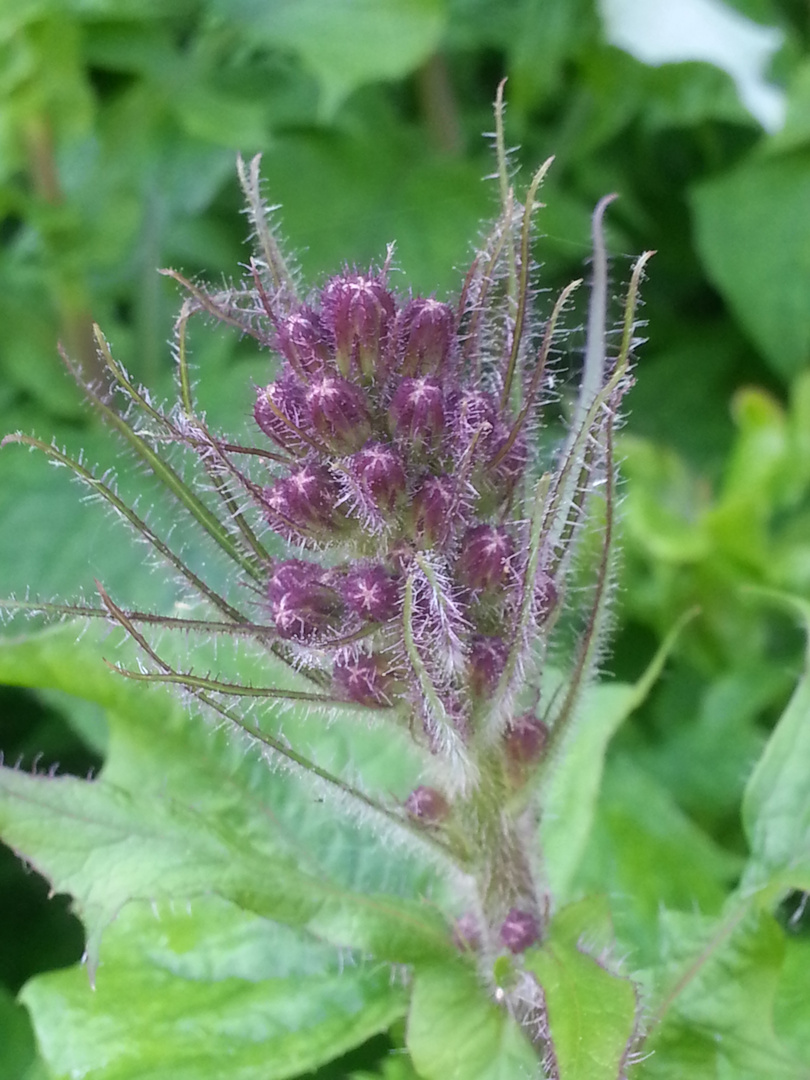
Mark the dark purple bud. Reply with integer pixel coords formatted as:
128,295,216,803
535,570,558,621
398,298,455,377
388,377,445,455
306,375,372,454
264,464,341,538
487,422,528,494
342,565,399,622
452,913,481,952
469,634,508,699
412,474,455,546
448,389,498,460
455,525,515,591
333,652,393,706
276,307,333,377
505,713,549,766
404,785,449,822
499,908,540,954
348,440,406,512
254,375,310,455
322,273,396,380
269,559,343,642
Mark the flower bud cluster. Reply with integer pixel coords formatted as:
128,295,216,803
254,268,559,781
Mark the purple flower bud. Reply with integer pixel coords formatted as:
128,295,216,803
269,559,343,641
499,908,540,954
321,273,396,380
455,525,515,592
504,713,549,766
404,785,449,822
254,375,310,455
412,474,455,547
342,565,399,622
487,422,528,496
348,441,406,513
398,298,455,377
275,307,333,377
469,634,508,699
306,375,372,454
448,389,498,461
388,377,445,455
264,464,341,539
333,652,393,706
452,912,481,952
535,570,558,621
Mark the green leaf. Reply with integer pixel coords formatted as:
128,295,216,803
407,963,540,1080
691,153,810,380
576,755,742,963
641,907,806,1079
524,910,638,1080
741,595,810,898
211,0,446,118
541,612,695,901
21,896,408,1080
0,984,37,1080
0,625,454,974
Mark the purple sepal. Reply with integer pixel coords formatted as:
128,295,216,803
342,565,400,622
499,908,540,954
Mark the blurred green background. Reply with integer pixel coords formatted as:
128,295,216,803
1,0,809,1076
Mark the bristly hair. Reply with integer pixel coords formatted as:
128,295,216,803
0,84,652,1051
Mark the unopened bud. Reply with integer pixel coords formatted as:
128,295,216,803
333,651,393,706
499,908,540,954
388,377,445,455
398,298,455,377
504,712,549,766
404,785,449,822
342,565,400,622
455,525,514,592
348,441,406,513
412,474,455,547
322,273,396,380
448,389,498,461
306,375,372,454
264,464,342,539
269,559,343,642
468,634,508,699
276,307,333,377
535,570,557,621
254,375,309,455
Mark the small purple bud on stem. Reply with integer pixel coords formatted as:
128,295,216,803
348,441,407,513
275,307,333,378
306,375,372,454
388,376,445,455
535,570,558,621
264,463,342,539
499,908,540,954
322,273,396,380
412,474,456,547
398,298,455,377
254,376,310,455
504,713,549,766
342,565,400,622
448,389,498,461
269,559,344,641
404,785,450,823
332,652,393,706
455,525,515,592
468,634,508,699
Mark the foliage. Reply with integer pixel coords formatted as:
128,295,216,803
1,0,809,1078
